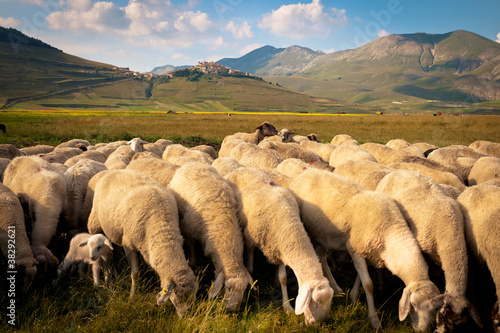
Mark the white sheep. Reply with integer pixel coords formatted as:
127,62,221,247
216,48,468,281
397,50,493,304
20,144,55,156
230,141,282,169
299,140,337,163
211,157,243,178
231,121,278,144
192,144,218,160
53,233,113,287
474,141,500,158
168,162,253,311
0,144,26,159
360,142,423,165
143,143,165,157
64,159,108,232
87,170,198,317
457,183,500,333
130,151,161,161
79,170,110,229
64,150,107,168
376,170,482,332
0,183,38,288
126,158,179,188
218,135,246,158
155,138,174,149
275,158,316,179
39,147,83,164
56,139,91,150
162,144,214,165
294,133,319,143
333,159,394,190
329,145,378,169
288,169,444,331
427,145,487,183
226,167,334,325
3,156,66,265
104,151,130,170
330,134,359,146
96,141,128,158
0,157,10,181
468,156,500,186
258,141,321,163
413,142,439,156
127,137,147,153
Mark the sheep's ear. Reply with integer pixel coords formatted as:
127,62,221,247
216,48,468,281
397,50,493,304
104,239,114,250
79,240,88,247
399,286,411,321
209,272,225,298
295,283,313,315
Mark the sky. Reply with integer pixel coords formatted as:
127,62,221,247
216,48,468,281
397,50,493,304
1,0,499,72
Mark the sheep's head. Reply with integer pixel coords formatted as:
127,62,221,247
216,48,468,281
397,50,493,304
127,138,146,153
79,234,113,261
296,279,334,325
157,269,198,317
307,133,320,142
434,294,482,333
256,122,278,141
399,281,444,332
208,270,254,312
278,129,296,143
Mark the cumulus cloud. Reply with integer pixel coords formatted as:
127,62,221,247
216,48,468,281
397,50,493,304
258,0,347,39
46,0,215,48
0,17,23,28
225,21,252,39
378,29,389,37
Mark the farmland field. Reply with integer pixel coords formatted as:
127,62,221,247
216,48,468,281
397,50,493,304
0,111,498,332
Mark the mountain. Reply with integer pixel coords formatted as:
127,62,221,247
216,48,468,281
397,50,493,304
150,64,191,75
219,30,500,108
218,45,324,76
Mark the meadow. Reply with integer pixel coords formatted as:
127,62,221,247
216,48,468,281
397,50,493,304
1,111,498,332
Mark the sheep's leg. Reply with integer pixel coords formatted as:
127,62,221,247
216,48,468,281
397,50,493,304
346,242,381,330
92,260,101,288
125,248,139,297
245,247,254,275
103,259,111,285
77,262,85,279
316,245,343,294
279,264,294,313
185,238,197,269
350,275,361,303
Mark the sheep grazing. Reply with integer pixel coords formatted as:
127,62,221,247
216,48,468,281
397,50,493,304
0,183,38,288
230,141,282,169
293,133,319,143
232,121,278,144
56,139,91,150
104,150,131,170
80,171,110,229
218,135,246,158
162,144,214,165
427,146,487,183
192,144,218,160
0,144,25,159
87,170,198,317
258,141,321,163
226,167,333,325
0,157,10,181
3,156,66,265
169,162,253,312
299,140,337,162
333,159,394,190
53,233,113,287
211,157,243,178
376,170,482,332
331,134,359,146
457,183,500,333
20,144,55,156
288,169,444,331
468,156,500,186
329,145,378,168
126,158,179,188
64,150,107,168
39,147,83,164
127,137,146,153
474,142,500,159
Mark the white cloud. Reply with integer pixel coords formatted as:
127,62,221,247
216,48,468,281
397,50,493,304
378,29,389,37
21,0,43,4
324,48,335,54
258,0,347,39
225,21,252,39
211,36,224,49
0,17,23,28
239,43,265,56
172,53,190,60
46,0,215,48
497,32,500,43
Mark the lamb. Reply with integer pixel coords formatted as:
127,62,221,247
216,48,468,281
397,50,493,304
328,145,377,168
211,157,243,178
64,159,108,232
20,144,55,156
0,183,38,288
299,140,337,162
64,150,107,168
162,144,214,165
288,169,444,331
258,141,321,163
333,159,394,190
376,170,482,332
231,121,278,144
468,156,500,186
168,162,253,311
0,144,25,159
126,158,179,188
457,183,500,332
226,167,334,325
330,134,359,146
53,233,113,288
87,170,198,317
3,156,66,265
230,141,282,169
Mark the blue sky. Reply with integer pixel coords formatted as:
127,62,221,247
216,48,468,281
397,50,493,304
1,0,499,72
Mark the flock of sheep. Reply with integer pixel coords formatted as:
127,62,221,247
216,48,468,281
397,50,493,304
0,121,499,332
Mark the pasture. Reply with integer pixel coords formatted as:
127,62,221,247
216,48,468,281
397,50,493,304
1,111,499,332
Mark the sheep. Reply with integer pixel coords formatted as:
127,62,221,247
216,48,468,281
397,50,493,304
294,133,319,143
330,134,359,146
230,141,282,169
262,168,293,188
143,143,165,157
388,162,466,192
473,142,500,159
3,156,66,265
413,142,439,156
96,141,128,158
329,145,377,168
211,157,243,178
155,138,174,149
232,121,278,144
333,159,394,190
168,162,253,311
360,142,425,165
126,158,179,188
219,135,246,158
386,139,425,157
226,167,334,325
20,144,55,156
130,151,161,161
0,183,38,289
104,151,130,170
53,233,113,287
87,170,198,317
468,156,500,186
427,146,487,183
64,150,107,168
192,144,218,160
468,140,491,150
288,169,444,331
457,183,500,332
258,141,321,163
275,158,317,179
56,139,91,150
80,171,110,229
0,157,10,181
162,144,214,165
376,170,482,332
127,137,147,153
0,144,25,159
39,147,83,164
299,140,337,162
64,159,108,232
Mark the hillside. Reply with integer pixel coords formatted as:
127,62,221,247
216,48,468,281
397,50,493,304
150,64,191,75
